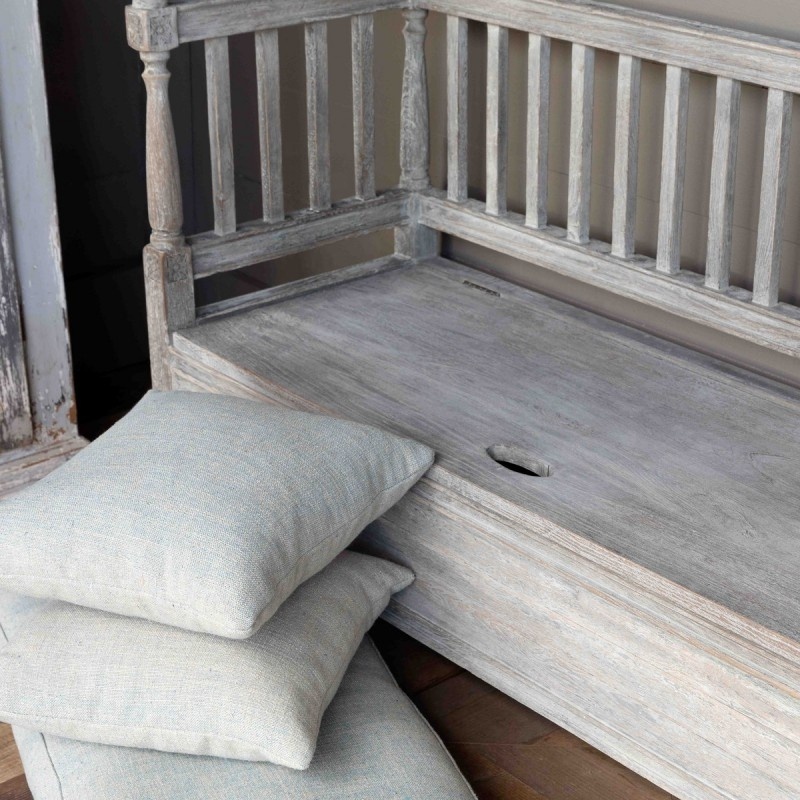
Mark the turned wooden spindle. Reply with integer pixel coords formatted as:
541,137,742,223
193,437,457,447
399,9,430,191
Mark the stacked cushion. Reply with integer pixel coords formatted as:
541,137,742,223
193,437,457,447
0,390,474,796
11,640,478,800
0,390,434,637
0,552,412,767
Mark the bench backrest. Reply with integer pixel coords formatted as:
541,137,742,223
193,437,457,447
126,0,800,387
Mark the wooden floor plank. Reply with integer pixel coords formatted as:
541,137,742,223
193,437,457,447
0,774,32,800
370,618,464,695
478,730,676,800
0,727,23,788
415,670,557,744
450,743,550,800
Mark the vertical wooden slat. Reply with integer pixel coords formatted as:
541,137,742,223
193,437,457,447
255,29,284,223
611,54,641,258
705,77,741,291
447,15,468,203
656,65,690,274
526,33,550,229
753,88,793,307
305,21,331,211
567,44,594,244
352,15,375,201
205,37,236,235
486,24,509,216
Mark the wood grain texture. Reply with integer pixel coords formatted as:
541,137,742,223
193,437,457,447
195,254,408,320
525,34,550,229
176,0,400,43
656,65,689,275
705,77,741,292
753,88,793,308
611,54,641,259
419,192,800,356
0,0,77,443
171,254,800,798
419,0,800,95
255,29,284,223
567,44,594,244
399,9,430,191
447,15,468,203
174,256,800,654
366,489,800,800
485,24,509,216
138,44,195,388
0,138,32,451
351,15,376,201
305,22,331,211
190,190,408,276
205,36,237,235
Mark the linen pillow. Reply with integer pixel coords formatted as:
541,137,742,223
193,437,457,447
0,551,413,769
0,389,433,638
11,638,477,800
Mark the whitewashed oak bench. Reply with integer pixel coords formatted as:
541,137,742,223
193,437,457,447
126,1,800,798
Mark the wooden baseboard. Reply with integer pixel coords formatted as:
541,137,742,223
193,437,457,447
0,437,86,497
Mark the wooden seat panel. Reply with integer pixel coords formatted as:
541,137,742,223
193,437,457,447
175,257,800,648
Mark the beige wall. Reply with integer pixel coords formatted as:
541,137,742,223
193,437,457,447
194,2,800,386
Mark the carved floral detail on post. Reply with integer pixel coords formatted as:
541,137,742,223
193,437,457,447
125,7,179,52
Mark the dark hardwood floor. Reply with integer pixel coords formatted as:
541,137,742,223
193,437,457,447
0,620,674,799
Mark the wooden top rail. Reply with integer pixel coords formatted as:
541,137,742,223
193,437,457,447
172,0,400,43
424,0,800,95
154,0,800,97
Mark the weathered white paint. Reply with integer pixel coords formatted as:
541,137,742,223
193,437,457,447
0,0,78,444
0,137,32,451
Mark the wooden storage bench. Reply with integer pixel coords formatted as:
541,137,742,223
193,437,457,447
126,1,800,797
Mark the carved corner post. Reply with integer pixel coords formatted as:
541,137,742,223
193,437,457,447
396,8,438,259
126,1,194,389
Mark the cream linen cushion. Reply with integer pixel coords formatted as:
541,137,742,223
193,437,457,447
0,389,433,638
0,551,413,768
11,638,477,800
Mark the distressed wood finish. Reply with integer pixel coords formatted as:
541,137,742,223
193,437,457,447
417,192,800,358
0,141,32,451
131,0,195,389
175,0,401,43
567,44,594,244
753,89,793,308
190,191,409,276
611,54,641,259
205,36,236,235
485,25,509,217
351,15,376,201
399,9,430,191
196,255,408,320
255,29,284,223
705,77,741,292
305,22,331,211
525,34,550,229
656,65,690,275
446,15,468,204
420,0,800,95
1,0,78,445
173,256,800,798
135,4,800,797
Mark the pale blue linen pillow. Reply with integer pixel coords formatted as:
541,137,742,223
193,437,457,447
0,390,433,638
0,552,413,768
11,638,477,800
